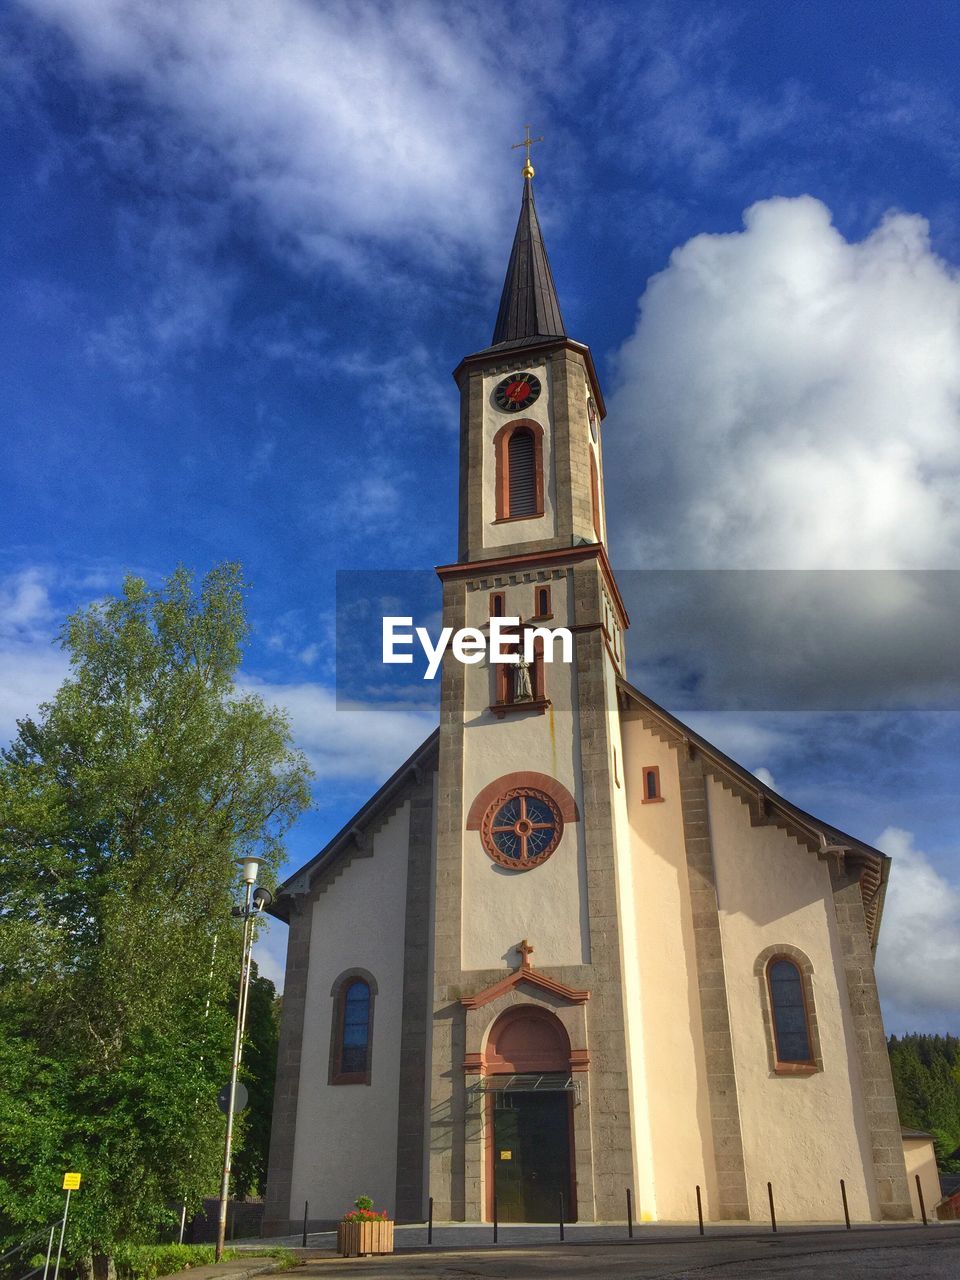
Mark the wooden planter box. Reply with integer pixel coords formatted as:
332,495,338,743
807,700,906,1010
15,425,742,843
336,1218,395,1256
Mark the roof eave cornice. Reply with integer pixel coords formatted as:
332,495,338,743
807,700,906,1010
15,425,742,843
452,336,607,420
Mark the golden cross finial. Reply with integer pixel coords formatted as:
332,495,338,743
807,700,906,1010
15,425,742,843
517,938,534,969
512,124,543,179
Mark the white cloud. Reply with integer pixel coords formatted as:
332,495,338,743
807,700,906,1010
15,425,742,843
0,569,68,741
875,827,960,1026
752,765,777,790
252,915,287,994
0,643,69,744
22,0,521,270
239,675,435,783
0,566,54,633
608,196,960,570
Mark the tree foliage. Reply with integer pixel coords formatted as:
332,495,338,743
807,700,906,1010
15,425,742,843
232,963,279,1200
888,1033,960,1170
0,564,312,1255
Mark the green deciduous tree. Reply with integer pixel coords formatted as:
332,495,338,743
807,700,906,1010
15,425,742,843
0,564,311,1260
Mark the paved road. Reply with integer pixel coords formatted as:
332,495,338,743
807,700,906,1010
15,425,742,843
289,1225,960,1278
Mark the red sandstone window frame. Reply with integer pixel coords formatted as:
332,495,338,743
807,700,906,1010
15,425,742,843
765,955,817,1074
534,584,552,618
479,785,564,870
328,969,377,1085
641,764,663,803
489,590,506,618
494,420,544,522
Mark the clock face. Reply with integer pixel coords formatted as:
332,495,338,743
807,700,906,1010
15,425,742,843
494,371,541,413
587,396,598,442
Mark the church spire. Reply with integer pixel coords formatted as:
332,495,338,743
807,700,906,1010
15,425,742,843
491,174,566,347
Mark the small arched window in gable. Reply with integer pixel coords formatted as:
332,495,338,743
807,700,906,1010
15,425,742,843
330,971,376,1084
767,958,813,1066
641,765,663,803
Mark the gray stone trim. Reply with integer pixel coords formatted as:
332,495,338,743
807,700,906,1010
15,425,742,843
753,944,824,1074
428,577,469,1221
394,773,436,1221
261,897,312,1235
458,367,485,561
327,967,378,1086
569,561,634,1222
677,752,750,1220
830,865,913,1220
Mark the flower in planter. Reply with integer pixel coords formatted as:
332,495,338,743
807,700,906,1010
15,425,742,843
342,1195,391,1222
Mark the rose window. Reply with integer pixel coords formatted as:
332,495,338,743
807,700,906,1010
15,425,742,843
480,787,563,870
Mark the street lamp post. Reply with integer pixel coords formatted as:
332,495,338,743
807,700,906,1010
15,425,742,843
215,856,273,1261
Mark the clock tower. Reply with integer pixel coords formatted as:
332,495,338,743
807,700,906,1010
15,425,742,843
428,161,635,1223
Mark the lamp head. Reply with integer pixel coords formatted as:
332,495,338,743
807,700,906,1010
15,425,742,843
238,855,264,885
252,885,274,912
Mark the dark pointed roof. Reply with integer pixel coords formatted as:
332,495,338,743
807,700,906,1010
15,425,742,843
491,177,565,347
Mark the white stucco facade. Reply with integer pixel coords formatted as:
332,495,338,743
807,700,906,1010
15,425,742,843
708,779,879,1222
288,800,412,1220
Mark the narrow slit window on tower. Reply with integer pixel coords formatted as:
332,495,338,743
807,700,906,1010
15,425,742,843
490,591,505,618
641,765,663,803
508,427,537,516
590,450,602,540
535,585,551,618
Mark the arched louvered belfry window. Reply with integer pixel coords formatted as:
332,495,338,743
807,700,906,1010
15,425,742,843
494,421,544,521
329,969,377,1084
508,428,536,516
767,957,813,1066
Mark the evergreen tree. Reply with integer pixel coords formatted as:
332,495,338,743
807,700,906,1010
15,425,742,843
888,1033,960,1170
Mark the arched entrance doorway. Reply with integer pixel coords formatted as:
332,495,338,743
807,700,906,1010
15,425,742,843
484,1006,576,1222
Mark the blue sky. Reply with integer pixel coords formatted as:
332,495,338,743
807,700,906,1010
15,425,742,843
1,0,959,1031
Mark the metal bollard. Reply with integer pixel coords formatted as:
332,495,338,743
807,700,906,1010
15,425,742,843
916,1174,927,1226
767,1182,777,1233
840,1179,850,1230
626,1187,633,1238
696,1184,704,1236
302,1200,308,1248
559,1191,565,1241
493,1194,498,1244
428,1195,433,1245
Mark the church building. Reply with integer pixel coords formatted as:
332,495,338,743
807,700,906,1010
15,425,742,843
262,157,914,1231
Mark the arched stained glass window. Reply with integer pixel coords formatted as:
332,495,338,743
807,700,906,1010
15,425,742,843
340,980,370,1074
767,958,813,1064
330,972,376,1084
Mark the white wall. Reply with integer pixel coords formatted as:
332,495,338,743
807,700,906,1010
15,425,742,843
904,1135,941,1220
289,800,411,1220
460,571,590,970
708,779,879,1222
621,720,714,1221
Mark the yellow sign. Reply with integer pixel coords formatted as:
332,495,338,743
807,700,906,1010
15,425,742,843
63,1173,81,1190
499,1150,512,1161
